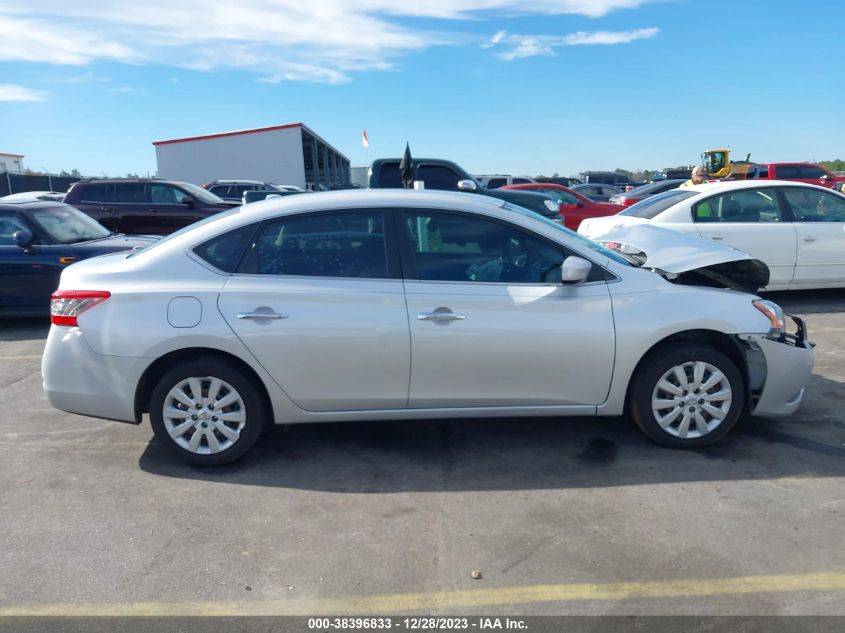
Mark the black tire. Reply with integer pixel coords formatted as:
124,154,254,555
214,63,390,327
149,358,268,466
629,343,745,448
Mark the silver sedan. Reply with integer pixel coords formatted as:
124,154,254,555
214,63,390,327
42,190,814,465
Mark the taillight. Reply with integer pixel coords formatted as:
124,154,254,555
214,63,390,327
50,290,111,326
622,198,640,206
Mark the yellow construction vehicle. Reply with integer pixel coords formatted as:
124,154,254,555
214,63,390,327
701,149,755,179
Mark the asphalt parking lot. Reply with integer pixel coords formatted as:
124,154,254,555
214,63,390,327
1,289,844,617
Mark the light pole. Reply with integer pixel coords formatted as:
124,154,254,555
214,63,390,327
41,167,53,191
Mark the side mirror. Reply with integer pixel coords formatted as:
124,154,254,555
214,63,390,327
457,179,478,192
13,229,34,250
180,195,195,206
820,174,831,181
561,256,592,284
575,200,585,208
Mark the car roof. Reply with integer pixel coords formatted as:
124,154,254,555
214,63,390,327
209,179,267,185
0,200,66,212
755,162,821,167
685,179,836,194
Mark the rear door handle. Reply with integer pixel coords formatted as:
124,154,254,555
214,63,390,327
803,236,817,243
417,312,466,322
709,235,724,241
237,311,288,320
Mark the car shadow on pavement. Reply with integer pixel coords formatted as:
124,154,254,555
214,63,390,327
138,376,845,492
762,289,845,315
0,317,49,341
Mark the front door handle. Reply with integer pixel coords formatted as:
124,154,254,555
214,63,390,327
709,235,724,241
417,312,466,322
237,311,288,320
802,236,817,243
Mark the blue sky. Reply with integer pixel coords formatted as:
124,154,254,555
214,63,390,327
0,0,841,179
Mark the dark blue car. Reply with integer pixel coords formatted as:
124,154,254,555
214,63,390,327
0,201,158,317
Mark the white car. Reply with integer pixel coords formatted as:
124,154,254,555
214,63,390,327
578,180,845,291
42,190,813,465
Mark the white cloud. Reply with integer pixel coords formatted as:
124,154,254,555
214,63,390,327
0,2,659,83
498,37,556,60
0,83,47,101
564,27,659,45
498,27,659,59
482,30,508,48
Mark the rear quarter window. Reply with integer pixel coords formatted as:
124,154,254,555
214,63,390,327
193,224,257,272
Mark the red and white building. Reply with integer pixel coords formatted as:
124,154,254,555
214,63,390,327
0,153,24,174
153,123,350,190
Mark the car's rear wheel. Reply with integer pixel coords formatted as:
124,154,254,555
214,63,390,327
149,359,267,465
629,344,745,448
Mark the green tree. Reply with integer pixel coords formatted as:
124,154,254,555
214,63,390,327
819,159,845,173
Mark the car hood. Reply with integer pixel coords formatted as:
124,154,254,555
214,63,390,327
70,234,159,257
593,224,770,293
482,188,559,218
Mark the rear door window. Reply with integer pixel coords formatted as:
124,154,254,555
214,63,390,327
112,183,147,203
486,178,506,189
78,184,107,203
244,211,389,278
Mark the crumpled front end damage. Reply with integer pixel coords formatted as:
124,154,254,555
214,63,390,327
738,316,814,416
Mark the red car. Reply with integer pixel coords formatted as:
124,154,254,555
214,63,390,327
745,163,845,189
502,182,624,230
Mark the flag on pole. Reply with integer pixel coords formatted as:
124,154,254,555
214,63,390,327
362,129,369,148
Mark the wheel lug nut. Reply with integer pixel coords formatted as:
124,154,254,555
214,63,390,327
195,404,202,409
191,414,198,420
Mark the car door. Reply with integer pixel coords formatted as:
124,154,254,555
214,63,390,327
0,211,70,313
140,183,198,234
690,188,797,288
397,209,615,408
103,182,148,234
780,187,845,287
217,209,411,412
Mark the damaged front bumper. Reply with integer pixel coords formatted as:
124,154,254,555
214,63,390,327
740,316,814,417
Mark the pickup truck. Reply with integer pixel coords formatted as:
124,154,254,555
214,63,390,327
745,163,845,189
368,158,561,220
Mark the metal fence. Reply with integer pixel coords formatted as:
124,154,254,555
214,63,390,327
0,172,81,197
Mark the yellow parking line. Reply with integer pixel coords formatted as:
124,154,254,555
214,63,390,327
0,355,41,360
2,572,844,616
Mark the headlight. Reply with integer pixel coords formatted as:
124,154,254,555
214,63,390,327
752,300,785,339
543,199,559,213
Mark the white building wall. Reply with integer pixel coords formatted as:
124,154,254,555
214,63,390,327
0,154,24,174
350,165,370,188
155,127,307,187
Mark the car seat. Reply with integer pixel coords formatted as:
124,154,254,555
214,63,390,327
720,199,742,222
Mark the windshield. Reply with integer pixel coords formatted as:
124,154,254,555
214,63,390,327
126,207,241,258
179,182,227,204
501,202,631,266
618,189,697,219
30,205,111,244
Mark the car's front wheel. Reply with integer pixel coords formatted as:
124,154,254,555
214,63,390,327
629,344,745,448
149,359,267,465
